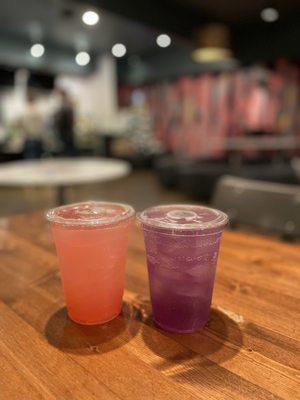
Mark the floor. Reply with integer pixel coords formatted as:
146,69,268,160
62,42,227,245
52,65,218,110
0,170,188,216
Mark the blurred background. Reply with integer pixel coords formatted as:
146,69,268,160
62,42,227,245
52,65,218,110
0,0,300,238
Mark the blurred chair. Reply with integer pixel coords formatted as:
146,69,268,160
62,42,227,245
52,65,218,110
154,155,186,188
212,176,300,240
291,157,300,183
178,162,232,201
177,160,298,202
237,162,298,185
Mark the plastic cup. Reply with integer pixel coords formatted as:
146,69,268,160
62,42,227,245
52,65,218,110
46,201,135,325
138,204,228,333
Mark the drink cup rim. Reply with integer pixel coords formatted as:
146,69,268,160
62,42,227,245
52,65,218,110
137,204,228,233
46,201,135,227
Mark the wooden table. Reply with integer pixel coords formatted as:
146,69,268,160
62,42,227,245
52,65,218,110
0,212,299,400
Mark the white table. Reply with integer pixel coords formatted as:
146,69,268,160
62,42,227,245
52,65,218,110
0,158,131,204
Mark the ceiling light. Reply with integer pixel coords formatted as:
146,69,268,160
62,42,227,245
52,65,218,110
82,10,99,26
75,51,90,66
111,43,127,58
260,7,279,22
156,34,171,48
30,43,45,58
192,47,232,63
192,24,234,64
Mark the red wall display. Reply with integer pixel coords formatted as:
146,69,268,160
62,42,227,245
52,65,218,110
119,61,300,159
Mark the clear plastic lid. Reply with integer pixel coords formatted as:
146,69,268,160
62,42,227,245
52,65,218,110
46,201,135,227
138,204,228,234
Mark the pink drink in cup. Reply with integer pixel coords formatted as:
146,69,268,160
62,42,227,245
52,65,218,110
138,205,228,333
46,201,135,325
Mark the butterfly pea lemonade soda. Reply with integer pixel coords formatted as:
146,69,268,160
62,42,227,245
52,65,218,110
47,201,135,325
138,205,228,333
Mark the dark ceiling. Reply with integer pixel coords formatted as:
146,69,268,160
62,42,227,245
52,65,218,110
174,0,299,24
84,0,300,35
0,0,299,79
85,0,300,67
0,0,172,74
0,0,161,54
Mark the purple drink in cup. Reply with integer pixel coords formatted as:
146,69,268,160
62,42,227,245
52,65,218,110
138,205,228,333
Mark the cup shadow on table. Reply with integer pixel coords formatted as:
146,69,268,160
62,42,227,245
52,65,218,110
140,305,244,386
44,301,142,355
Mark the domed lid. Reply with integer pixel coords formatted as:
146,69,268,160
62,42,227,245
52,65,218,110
46,201,135,227
138,204,228,233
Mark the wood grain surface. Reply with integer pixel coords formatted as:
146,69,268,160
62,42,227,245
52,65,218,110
0,212,299,399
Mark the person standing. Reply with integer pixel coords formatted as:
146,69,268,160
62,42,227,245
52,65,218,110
53,88,76,156
21,90,44,159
